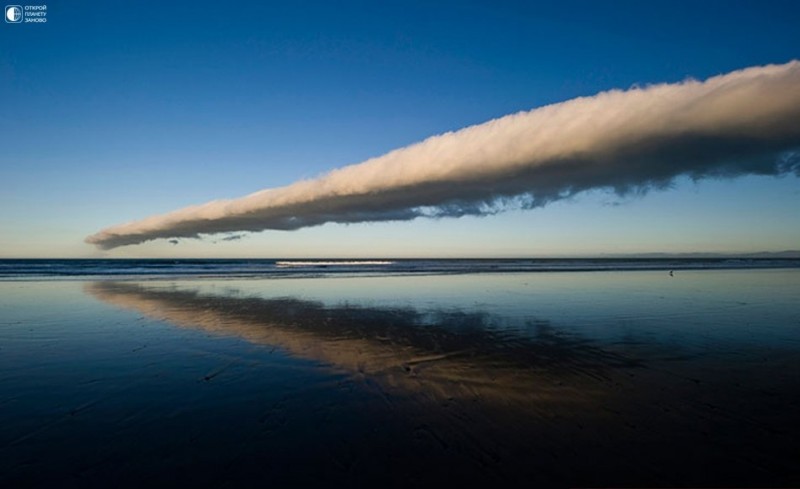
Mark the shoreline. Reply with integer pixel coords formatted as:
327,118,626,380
1,257,799,281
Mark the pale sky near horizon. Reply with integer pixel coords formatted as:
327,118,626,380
1,0,799,258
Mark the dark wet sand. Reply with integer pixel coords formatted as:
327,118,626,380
1,270,799,487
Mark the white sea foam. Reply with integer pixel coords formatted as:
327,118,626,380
275,260,395,267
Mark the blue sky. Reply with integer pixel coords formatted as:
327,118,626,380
1,0,799,257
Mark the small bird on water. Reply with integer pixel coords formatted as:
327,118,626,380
669,270,674,277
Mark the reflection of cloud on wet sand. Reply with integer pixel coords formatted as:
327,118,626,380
82,280,800,486
85,281,638,411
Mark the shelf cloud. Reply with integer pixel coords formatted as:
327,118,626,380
86,61,800,250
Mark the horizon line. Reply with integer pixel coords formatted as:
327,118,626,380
1,251,799,260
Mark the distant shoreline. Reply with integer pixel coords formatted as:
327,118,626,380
1,257,799,280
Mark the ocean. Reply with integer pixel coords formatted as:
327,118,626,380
1,260,799,487
1,257,798,278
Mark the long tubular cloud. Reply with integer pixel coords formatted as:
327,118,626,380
86,61,800,249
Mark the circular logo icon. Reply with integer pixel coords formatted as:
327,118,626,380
6,6,22,22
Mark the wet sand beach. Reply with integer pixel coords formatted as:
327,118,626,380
1,269,799,487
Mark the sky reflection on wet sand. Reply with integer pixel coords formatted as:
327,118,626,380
1,270,799,487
